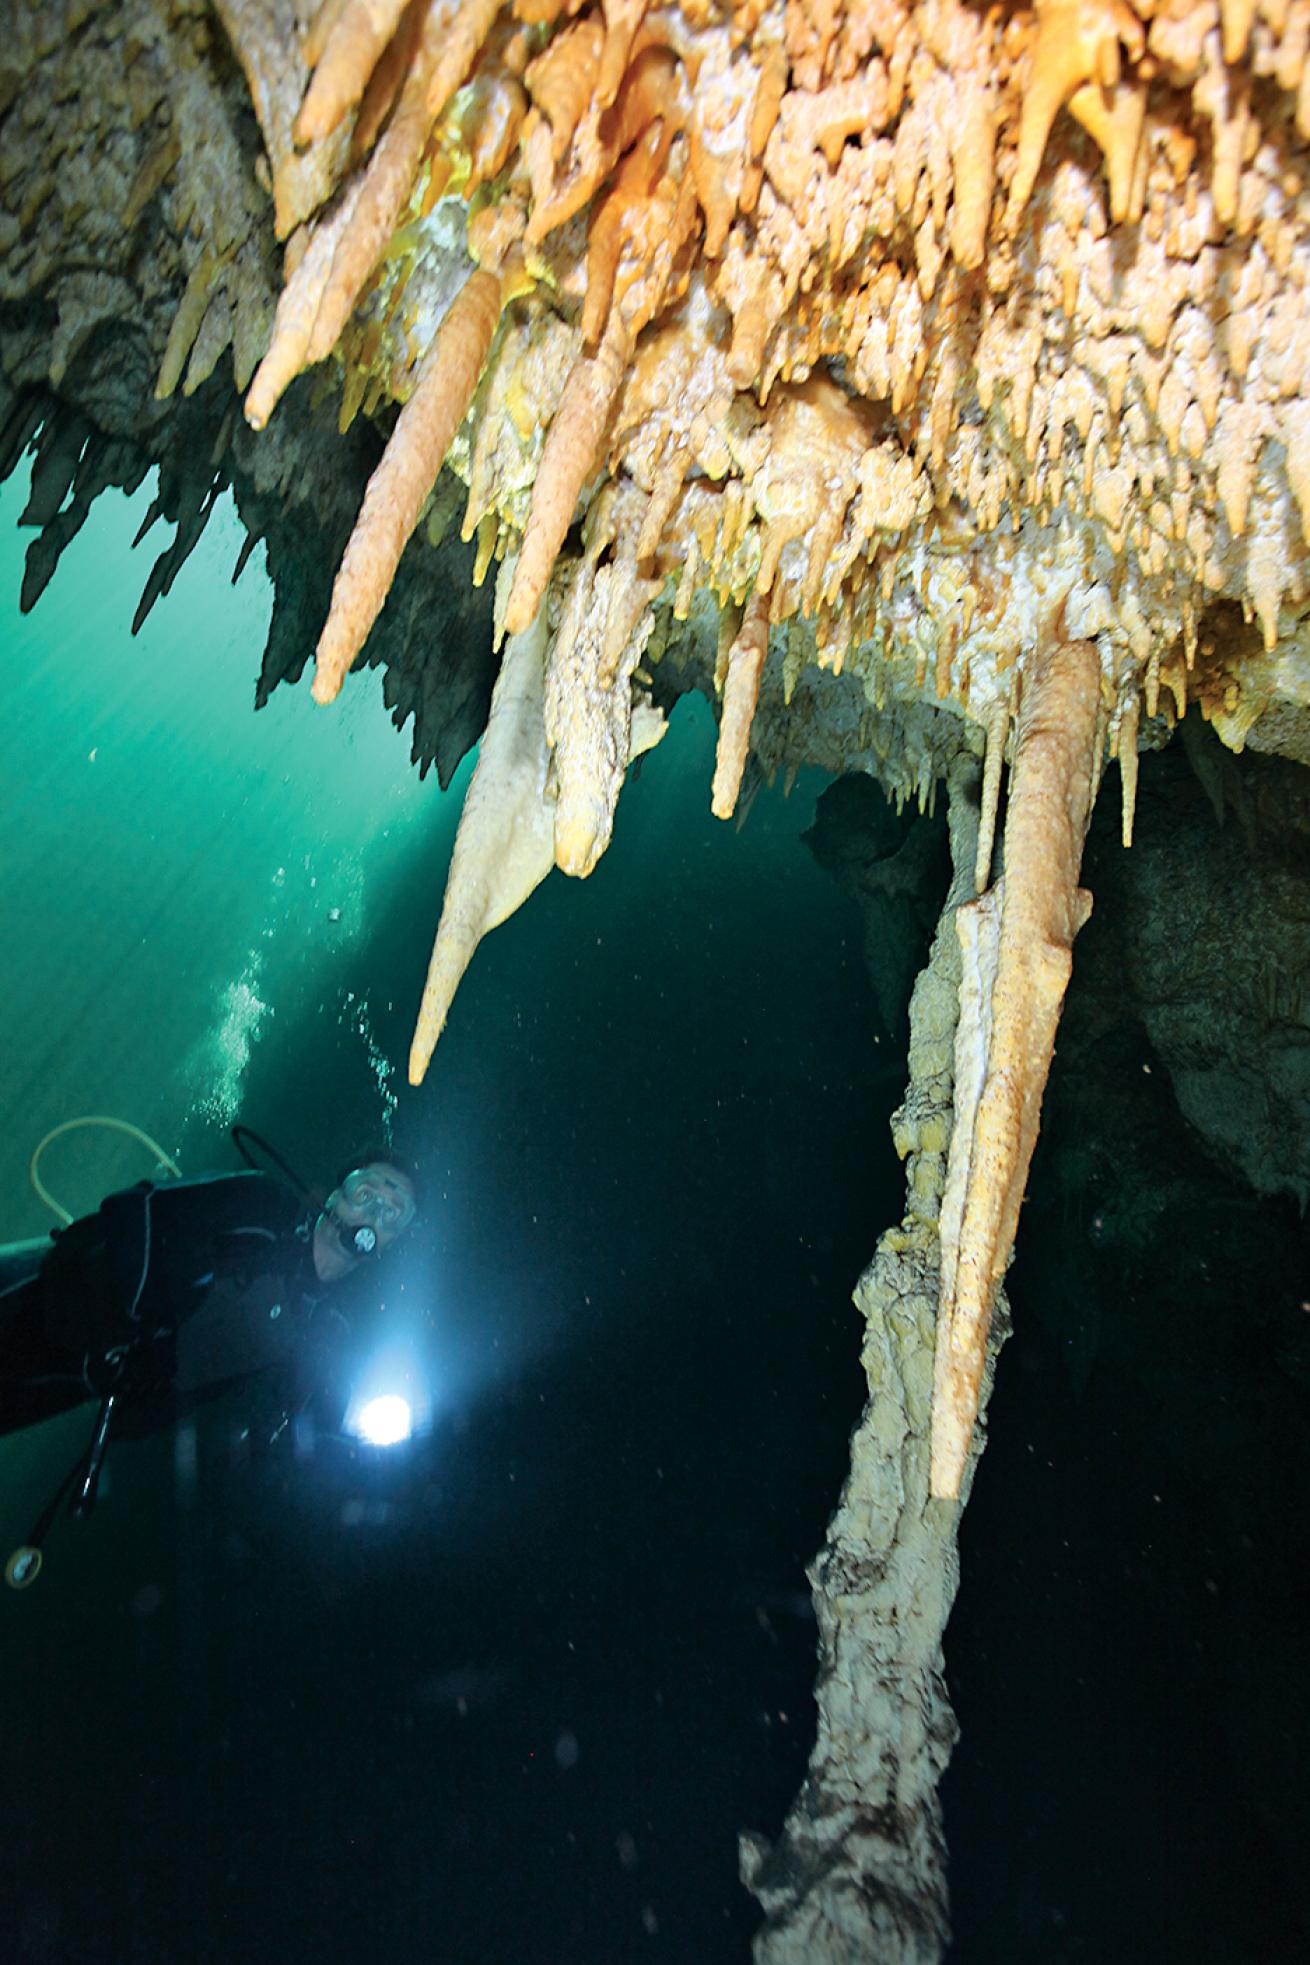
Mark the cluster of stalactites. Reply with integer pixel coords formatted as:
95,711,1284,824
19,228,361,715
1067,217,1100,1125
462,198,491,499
217,1,1310,742
202,0,1310,1069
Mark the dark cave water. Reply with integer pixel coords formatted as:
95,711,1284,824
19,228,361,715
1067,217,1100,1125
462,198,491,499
943,752,1310,1965
0,468,888,1962
2,467,1308,1963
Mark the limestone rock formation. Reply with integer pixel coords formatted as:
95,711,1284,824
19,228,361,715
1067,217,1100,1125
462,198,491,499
744,755,1009,1964
3,2,1309,1956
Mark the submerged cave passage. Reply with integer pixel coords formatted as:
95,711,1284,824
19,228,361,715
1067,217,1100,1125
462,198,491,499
0,470,901,1962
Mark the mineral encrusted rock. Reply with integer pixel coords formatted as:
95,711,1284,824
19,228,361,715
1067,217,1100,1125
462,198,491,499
743,756,1009,1961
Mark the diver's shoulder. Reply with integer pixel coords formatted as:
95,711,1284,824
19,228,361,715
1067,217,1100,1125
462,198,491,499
142,1168,309,1238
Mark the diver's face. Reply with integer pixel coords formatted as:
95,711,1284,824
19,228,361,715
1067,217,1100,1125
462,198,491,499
338,1164,417,1245
313,1163,418,1280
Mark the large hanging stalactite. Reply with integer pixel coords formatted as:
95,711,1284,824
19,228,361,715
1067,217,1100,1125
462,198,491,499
932,635,1102,1498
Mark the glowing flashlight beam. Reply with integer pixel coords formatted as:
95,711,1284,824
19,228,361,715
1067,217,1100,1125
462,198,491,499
354,1394,413,1447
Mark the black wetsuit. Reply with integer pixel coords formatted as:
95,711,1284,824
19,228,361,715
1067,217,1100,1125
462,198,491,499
0,1171,355,1441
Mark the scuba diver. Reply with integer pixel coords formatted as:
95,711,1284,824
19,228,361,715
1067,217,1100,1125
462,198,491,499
1,1126,420,1585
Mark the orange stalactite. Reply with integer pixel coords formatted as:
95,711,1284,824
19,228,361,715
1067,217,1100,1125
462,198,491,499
312,261,509,703
305,3,449,363
1067,74,1147,225
524,17,605,160
711,589,770,818
425,0,506,119
1005,0,1145,228
582,117,675,344
304,0,353,71
747,42,787,159
523,44,684,245
295,0,412,145
503,313,632,637
349,4,426,166
597,0,651,108
244,180,365,428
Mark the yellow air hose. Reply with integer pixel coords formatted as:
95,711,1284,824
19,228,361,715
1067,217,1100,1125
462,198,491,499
28,1116,182,1225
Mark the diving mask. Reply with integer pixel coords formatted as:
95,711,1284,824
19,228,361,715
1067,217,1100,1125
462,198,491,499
340,1167,416,1235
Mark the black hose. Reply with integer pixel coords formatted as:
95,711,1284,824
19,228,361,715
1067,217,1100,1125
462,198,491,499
230,1125,314,1201
70,1393,117,1518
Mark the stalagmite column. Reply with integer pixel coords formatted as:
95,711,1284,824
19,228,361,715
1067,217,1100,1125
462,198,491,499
742,754,1004,1965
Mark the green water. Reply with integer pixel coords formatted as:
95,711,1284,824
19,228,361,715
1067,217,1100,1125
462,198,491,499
0,462,465,1230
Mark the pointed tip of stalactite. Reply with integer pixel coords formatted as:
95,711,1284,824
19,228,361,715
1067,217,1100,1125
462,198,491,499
409,942,462,1087
502,560,538,643
553,816,602,879
408,936,463,1082
407,1032,437,1088
232,531,260,585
